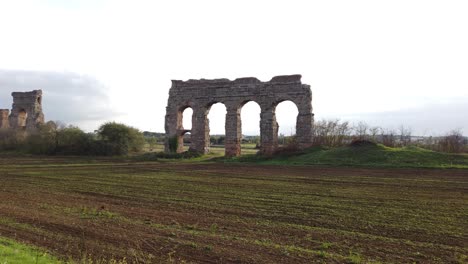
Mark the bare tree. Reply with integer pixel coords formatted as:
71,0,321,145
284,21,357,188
312,119,351,147
398,125,412,147
369,126,381,142
381,128,396,147
354,121,369,141
438,129,465,153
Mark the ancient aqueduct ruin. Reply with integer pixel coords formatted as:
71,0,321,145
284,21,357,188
0,90,45,131
165,74,314,156
1,76,313,157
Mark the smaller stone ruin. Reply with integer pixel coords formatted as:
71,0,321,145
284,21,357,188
0,90,45,131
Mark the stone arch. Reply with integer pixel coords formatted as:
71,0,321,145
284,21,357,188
182,131,192,151
165,75,313,156
206,102,227,154
239,100,261,154
274,100,299,145
179,106,193,130
273,96,313,151
18,109,28,128
175,106,193,152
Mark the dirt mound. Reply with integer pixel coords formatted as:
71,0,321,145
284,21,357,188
349,139,378,148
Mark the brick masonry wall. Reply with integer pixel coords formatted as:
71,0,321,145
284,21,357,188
165,75,314,156
0,109,9,129
8,90,45,130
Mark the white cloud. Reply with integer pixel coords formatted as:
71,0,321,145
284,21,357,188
0,70,120,131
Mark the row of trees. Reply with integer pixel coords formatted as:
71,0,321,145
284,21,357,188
0,122,146,156
311,119,467,153
0,119,466,155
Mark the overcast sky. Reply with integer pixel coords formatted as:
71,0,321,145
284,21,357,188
0,0,467,136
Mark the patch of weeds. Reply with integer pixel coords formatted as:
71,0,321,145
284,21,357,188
38,203,52,210
254,239,273,247
203,245,213,251
0,217,41,233
0,237,61,264
150,223,166,229
185,224,197,230
347,251,363,264
79,206,118,219
135,151,201,161
317,250,326,258
80,255,129,264
185,241,198,249
455,253,467,264
209,223,218,233
320,242,333,250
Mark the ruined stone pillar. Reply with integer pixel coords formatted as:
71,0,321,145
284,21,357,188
0,110,10,129
225,103,241,157
164,106,182,153
260,106,278,155
294,95,314,149
9,90,44,131
296,111,314,149
189,106,210,154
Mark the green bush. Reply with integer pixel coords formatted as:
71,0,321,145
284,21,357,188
0,128,24,151
55,126,94,155
97,122,145,155
168,135,179,153
0,121,147,156
26,122,57,154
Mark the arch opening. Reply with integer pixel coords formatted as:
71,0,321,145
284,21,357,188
182,131,191,152
181,107,193,131
275,100,299,147
207,102,227,156
240,101,261,155
18,109,28,128
175,106,193,152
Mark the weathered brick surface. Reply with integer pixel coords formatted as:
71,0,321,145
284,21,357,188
0,109,9,129
165,75,314,156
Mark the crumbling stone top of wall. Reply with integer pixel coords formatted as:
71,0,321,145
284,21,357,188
11,90,42,102
172,74,303,89
167,74,311,110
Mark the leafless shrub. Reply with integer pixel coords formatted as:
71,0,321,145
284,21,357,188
398,125,412,147
312,119,351,147
369,126,381,142
354,121,369,141
380,129,396,147
273,136,301,155
437,130,466,153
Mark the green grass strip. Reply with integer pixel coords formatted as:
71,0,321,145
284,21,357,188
0,237,61,264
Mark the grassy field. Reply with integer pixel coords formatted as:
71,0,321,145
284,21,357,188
0,155,467,263
0,236,61,264
228,144,468,169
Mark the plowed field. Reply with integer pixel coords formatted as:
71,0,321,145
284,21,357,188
0,157,466,263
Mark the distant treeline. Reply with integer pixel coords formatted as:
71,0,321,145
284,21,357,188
0,119,466,156
310,120,467,153
0,122,146,156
